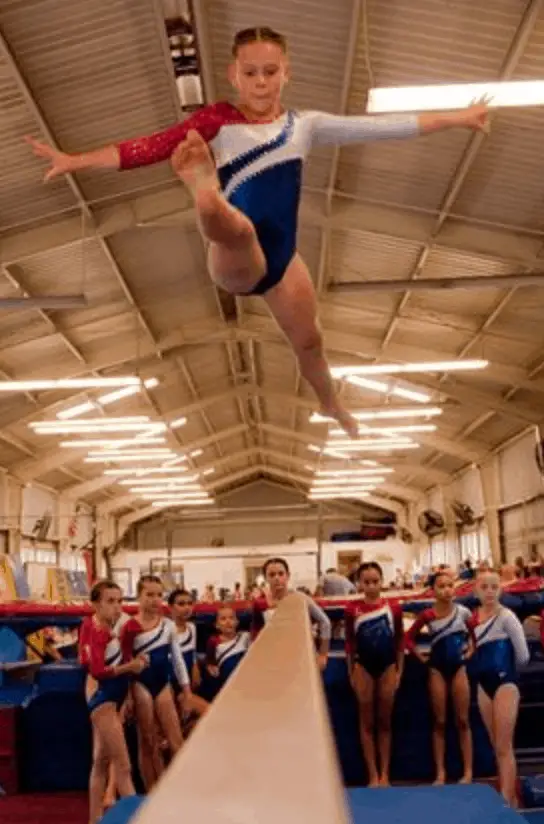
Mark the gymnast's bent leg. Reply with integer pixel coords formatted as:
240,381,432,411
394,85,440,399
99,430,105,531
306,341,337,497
171,131,266,295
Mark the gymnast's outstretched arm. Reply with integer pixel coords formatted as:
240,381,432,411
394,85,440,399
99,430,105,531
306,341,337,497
306,102,489,146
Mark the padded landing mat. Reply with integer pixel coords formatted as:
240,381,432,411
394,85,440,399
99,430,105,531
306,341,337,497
347,784,523,824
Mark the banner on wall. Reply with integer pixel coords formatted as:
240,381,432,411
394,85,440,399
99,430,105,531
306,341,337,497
0,553,30,601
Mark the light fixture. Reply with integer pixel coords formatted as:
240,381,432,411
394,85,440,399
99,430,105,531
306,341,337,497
202,468,215,476
312,477,385,486
311,406,442,423
60,437,166,448
85,453,178,463
56,377,158,419
346,376,431,403
141,491,210,500
367,80,544,114
328,424,436,436
32,422,167,434
130,485,203,494
189,449,203,458
315,468,392,477
309,492,371,500
169,417,187,429
326,438,414,447
87,448,174,458
151,499,214,507
0,377,141,392
121,474,199,486
323,442,419,452
104,466,189,477
331,359,487,378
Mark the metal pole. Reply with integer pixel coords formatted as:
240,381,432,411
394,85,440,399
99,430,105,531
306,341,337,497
328,272,544,294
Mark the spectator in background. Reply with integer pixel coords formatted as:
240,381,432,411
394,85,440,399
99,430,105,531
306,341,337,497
233,582,243,601
459,559,475,581
500,564,517,585
320,568,356,596
528,545,544,577
200,585,216,604
514,556,529,580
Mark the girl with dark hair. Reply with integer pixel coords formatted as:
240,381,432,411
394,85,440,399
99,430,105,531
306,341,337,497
251,557,331,670
405,570,474,785
81,581,147,824
122,576,190,789
345,562,404,787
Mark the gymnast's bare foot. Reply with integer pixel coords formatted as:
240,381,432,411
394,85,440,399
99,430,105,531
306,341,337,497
433,774,446,786
458,774,472,785
171,130,252,247
171,129,219,196
321,403,359,440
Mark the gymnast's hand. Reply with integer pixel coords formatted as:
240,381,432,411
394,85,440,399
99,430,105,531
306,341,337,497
456,102,490,134
24,136,76,182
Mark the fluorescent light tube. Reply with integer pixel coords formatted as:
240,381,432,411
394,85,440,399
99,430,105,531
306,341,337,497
331,359,487,377
311,406,442,422
367,81,544,114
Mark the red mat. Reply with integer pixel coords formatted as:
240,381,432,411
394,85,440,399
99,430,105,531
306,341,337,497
0,793,87,823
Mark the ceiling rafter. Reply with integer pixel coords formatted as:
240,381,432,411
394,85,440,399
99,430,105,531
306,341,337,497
379,0,542,352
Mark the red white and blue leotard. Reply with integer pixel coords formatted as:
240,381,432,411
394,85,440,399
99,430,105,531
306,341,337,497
170,621,198,695
206,631,250,683
122,616,189,698
80,617,129,713
345,599,404,679
468,607,530,698
117,104,420,295
405,604,473,679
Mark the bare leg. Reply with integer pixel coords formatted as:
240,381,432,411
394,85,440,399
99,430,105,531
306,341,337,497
377,665,398,786
88,728,109,824
155,685,183,755
171,131,266,294
132,684,164,791
352,664,379,787
451,667,473,783
89,705,135,824
103,762,116,808
264,255,358,438
429,669,447,785
492,685,520,807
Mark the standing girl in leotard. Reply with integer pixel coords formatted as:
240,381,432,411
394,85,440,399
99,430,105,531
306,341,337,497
168,587,209,721
122,575,191,790
26,27,489,439
469,570,530,806
345,562,404,787
405,570,474,785
82,580,148,824
251,557,331,670
206,605,250,686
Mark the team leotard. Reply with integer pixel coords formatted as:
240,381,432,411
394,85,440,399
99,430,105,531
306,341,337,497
80,618,129,713
117,103,419,294
345,600,404,679
405,604,473,679
251,592,332,641
468,607,530,699
170,621,198,695
206,631,250,683
122,616,189,699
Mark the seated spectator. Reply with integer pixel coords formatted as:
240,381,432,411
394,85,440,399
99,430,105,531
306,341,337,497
321,568,356,596
459,559,474,580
